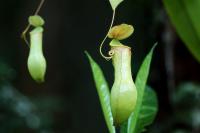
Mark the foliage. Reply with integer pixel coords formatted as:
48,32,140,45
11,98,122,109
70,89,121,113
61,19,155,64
85,52,115,133
109,0,124,10
163,0,200,63
86,44,158,133
127,44,158,133
127,86,158,133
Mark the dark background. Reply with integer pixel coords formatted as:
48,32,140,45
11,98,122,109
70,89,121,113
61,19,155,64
0,0,200,133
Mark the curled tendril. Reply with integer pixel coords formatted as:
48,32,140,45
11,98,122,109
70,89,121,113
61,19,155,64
21,0,45,47
99,10,116,61
108,50,115,56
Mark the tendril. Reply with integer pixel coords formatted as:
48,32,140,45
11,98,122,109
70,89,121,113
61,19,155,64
21,0,45,47
99,10,116,61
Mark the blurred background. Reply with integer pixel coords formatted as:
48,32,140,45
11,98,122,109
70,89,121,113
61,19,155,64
0,0,200,133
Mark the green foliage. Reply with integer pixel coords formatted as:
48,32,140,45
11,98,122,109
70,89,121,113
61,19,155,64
109,0,124,10
127,44,158,133
86,44,158,133
138,87,158,132
85,52,116,133
120,87,158,133
120,122,128,133
163,0,200,63
130,87,158,133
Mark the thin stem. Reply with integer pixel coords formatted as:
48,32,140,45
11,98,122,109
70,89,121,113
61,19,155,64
21,24,31,46
34,0,45,15
99,10,116,61
21,0,45,47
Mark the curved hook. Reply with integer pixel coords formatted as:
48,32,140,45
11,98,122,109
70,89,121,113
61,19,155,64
99,10,116,61
21,0,45,47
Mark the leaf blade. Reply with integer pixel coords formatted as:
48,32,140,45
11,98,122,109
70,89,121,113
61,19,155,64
134,86,158,133
109,0,124,10
85,52,115,133
163,0,200,63
127,44,158,133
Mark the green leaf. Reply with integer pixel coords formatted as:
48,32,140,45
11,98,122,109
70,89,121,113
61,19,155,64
133,87,158,133
120,87,158,133
85,52,116,133
163,0,200,63
109,0,124,10
120,121,128,133
127,44,158,133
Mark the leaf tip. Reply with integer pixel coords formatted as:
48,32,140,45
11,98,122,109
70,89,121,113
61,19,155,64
152,42,158,51
85,51,95,66
84,51,91,59
109,0,124,10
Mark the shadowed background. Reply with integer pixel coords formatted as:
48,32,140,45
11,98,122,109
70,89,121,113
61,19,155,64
0,0,200,133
